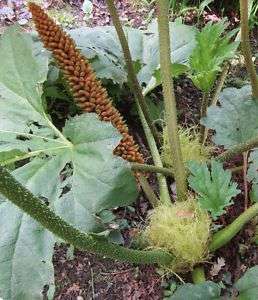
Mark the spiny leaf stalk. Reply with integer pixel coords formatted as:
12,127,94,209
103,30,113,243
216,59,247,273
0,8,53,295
28,2,143,164
157,0,187,201
0,166,174,265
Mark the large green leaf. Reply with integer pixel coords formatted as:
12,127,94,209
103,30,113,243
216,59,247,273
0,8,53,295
142,20,196,70
0,29,56,300
68,20,196,91
189,20,239,92
0,26,137,216
60,115,138,213
0,116,137,300
0,204,55,300
0,151,107,299
201,85,258,148
137,20,196,92
69,26,127,84
234,266,258,300
188,160,240,219
0,164,56,300
0,26,48,115
0,25,60,154
0,26,138,299
168,281,221,300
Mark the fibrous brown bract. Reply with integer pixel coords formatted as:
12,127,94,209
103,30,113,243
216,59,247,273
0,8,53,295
144,197,211,272
28,2,144,164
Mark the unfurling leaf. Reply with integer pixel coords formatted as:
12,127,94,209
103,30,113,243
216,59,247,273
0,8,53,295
188,160,240,219
189,19,239,92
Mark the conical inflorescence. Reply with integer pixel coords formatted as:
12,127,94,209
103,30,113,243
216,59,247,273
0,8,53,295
28,2,144,164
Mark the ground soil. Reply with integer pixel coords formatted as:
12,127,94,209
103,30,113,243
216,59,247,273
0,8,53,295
53,248,163,299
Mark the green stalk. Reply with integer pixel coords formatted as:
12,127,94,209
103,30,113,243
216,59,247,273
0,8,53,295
192,266,206,284
132,162,242,177
105,0,170,205
217,135,258,163
200,92,210,119
106,0,160,145
0,166,173,265
209,202,258,252
200,92,210,144
138,175,160,207
240,0,258,99
210,64,230,107
131,163,174,177
137,103,171,205
132,163,242,176
157,0,187,201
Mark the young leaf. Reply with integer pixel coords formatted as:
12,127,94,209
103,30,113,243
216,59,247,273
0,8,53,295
188,160,240,219
201,85,258,148
234,266,258,300
168,281,221,300
189,19,239,92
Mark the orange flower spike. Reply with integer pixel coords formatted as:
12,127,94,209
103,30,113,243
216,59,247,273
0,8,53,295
28,2,144,164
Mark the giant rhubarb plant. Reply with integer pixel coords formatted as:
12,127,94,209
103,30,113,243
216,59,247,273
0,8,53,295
1,0,258,298
29,2,143,164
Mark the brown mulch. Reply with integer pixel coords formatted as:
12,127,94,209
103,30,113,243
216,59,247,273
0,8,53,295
54,247,162,300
